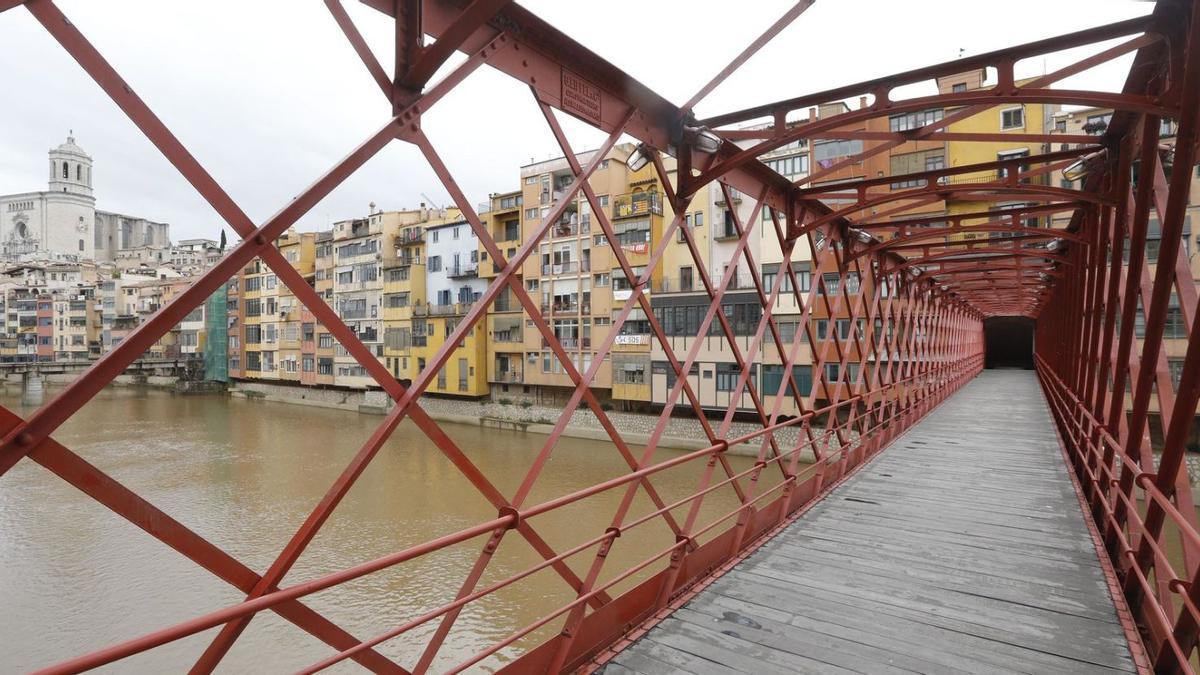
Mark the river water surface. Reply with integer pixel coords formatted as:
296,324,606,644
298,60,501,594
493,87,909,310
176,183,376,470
0,386,758,672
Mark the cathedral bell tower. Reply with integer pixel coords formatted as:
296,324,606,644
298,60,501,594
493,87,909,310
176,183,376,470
48,131,93,197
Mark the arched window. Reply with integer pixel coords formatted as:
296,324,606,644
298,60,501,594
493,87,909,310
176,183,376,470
78,239,84,252
76,164,81,180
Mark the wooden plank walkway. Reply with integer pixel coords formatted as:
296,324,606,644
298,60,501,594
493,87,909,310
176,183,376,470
604,370,1136,675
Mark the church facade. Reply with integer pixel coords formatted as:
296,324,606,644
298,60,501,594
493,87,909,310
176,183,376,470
0,134,169,263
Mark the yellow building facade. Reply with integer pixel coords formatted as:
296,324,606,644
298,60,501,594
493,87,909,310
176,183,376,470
511,143,673,407
939,70,1059,239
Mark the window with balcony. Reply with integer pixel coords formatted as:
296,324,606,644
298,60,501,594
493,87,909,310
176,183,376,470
612,218,650,247
613,355,648,384
678,266,694,292
1142,215,1192,262
613,191,662,218
997,149,1031,181
889,150,945,189
813,139,864,164
617,309,650,337
822,273,842,295
888,108,944,132
385,327,411,350
776,320,798,344
336,239,379,259
1084,113,1112,135
339,298,367,319
710,209,736,240
612,267,646,293
764,154,809,177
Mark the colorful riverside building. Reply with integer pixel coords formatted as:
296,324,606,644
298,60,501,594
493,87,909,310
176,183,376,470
276,231,316,383
383,216,427,384
940,69,1059,238
249,231,315,381
648,96,950,415
649,155,766,413
52,287,100,361
227,208,498,396
225,273,243,378
508,143,672,407
1049,107,1200,445
240,255,265,376
330,213,386,389
411,218,490,396
312,230,335,385
330,207,459,388
0,288,46,362
480,190,525,396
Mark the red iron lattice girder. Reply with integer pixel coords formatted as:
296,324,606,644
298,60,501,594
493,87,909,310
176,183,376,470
1,0,1198,672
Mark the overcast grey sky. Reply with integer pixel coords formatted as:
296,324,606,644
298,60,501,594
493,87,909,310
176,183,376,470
0,1,1150,243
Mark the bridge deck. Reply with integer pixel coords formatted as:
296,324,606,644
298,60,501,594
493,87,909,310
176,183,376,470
604,370,1137,675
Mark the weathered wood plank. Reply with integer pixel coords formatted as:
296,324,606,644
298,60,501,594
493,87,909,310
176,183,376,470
607,371,1135,675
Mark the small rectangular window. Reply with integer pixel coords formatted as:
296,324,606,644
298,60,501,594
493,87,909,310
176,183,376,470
1001,107,1024,130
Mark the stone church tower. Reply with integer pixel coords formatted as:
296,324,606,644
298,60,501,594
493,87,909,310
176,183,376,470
47,133,94,198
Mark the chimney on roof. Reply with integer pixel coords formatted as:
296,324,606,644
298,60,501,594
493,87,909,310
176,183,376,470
859,96,867,109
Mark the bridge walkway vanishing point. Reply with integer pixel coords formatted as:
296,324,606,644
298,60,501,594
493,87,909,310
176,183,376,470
605,370,1139,675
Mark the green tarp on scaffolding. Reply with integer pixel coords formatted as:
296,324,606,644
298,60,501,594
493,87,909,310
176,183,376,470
202,285,228,382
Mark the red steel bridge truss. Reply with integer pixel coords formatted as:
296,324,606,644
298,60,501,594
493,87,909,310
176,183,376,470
1,0,1199,671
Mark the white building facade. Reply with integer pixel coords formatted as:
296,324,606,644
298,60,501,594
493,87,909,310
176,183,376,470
424,219,486,308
